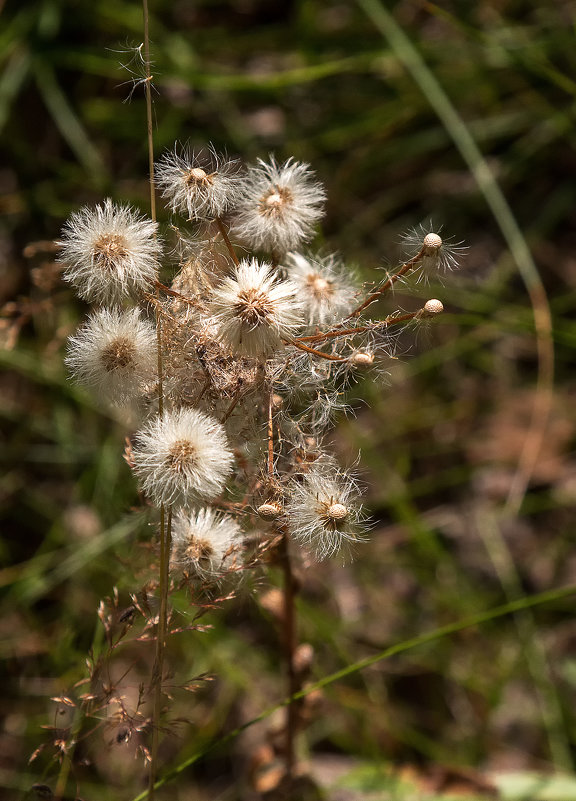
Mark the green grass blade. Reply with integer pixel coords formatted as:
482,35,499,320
0,46,31,133
33,59,107,181
355,0,554,519
129,583,576,801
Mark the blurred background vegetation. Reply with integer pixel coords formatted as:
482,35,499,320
2,0,576,799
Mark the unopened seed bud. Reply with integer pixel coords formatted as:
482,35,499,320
294,643,314,674
423,299,444,316
423,232,442,250
351,351,374,366
327,503,349,521
189,167,207,181
257,501,283,521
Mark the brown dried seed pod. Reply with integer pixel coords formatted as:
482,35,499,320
257,501,283,521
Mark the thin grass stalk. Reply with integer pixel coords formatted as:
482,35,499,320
477,508,572,771
129,583,576,801
280,531,297,780
357,0,554,518
53,617,105,800
140,2,171,797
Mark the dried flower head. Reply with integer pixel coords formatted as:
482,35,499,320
59,199,161,304
156,144,243,221
286,465,368,559
285,251,357,327
132,407,233,507
209,258,304,358
171,508,242,580
65,308,157,405
231,157,326,255
257,501,283,521
402,222,466,274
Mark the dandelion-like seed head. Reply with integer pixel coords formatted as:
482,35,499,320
171,507,242,581
286,465,368,560
285,251,357,326
210,258,304,358
65,307,157,405
59,199,161,304
402,222,466,275
156,144,243,221
100,337,136,370
132,407,233,508
231,157,326,255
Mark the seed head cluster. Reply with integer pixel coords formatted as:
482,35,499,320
60,145,461,570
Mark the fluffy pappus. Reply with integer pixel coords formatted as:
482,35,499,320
131,407,234,508
156,144,243,221
284,251,358,327
209,258,304,358
65,307,157,405
171,507,243,580
230,157,326,255
286,464,368,560
401,222,466,276
59,199,161,304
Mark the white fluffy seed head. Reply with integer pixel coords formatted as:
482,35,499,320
131,407,234,508
402,222,466,274
286,465,368,560
284,251,357,327
171,507,242,580
231,157,326,255
58,199,161,304
155,144,243,221
209,258,304,358
65,307,157,405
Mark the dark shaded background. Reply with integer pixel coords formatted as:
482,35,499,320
2,1,576,799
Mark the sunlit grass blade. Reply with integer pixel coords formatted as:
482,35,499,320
130,583,576,801
356,0,554,519
33,59,107,181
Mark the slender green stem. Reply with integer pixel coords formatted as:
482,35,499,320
477,508,572,770
53,617,104,800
